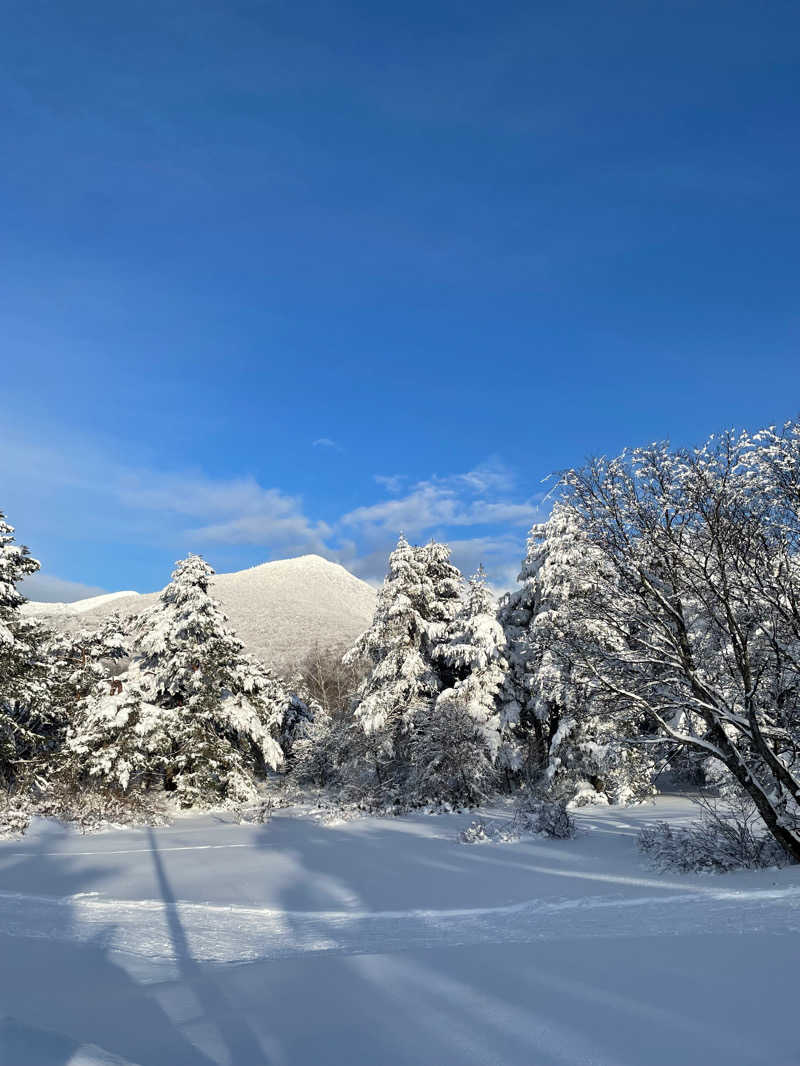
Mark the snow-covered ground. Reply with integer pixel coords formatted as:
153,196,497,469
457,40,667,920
1,796,798,1066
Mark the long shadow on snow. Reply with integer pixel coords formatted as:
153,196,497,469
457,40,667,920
143,826,278,1065
232,807,797,1066
0,819,216,1066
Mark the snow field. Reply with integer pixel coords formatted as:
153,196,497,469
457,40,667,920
1,796,799,1065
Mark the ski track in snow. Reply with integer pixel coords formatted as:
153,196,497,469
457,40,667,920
2,882,799,965
6,842,251,857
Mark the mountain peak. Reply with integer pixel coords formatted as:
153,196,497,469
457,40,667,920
23,555,376,673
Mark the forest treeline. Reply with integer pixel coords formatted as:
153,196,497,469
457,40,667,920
2,420,800,865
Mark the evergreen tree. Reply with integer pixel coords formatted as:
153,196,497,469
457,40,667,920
68,554,309,807
499,503,653,804
343,536,463,801
345,536,462,741
45,617,128,719
0,512,54,788
434,566,507,759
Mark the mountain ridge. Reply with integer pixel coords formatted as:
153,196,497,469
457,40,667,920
22,555,377,673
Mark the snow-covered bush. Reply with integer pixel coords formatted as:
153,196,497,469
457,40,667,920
639,796,795,873
291,709,356,790
459,818,495,844
0,801,31,838
237,797,273,825
407,699,498,808
35,777,168,832
532,800,576,839
458,794,576,844
513,790,577,839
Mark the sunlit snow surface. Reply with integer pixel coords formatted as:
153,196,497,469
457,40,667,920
1,796,798,1065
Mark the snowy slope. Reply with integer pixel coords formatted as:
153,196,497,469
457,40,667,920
1,797,798,1066
24,590,141,617
21,555,376,673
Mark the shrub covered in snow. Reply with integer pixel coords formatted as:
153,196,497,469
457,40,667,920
459,818,496,844
513,790,577,839
407,698,498,808
639,796,795,873
0,802,31,838
459,790,576,845
237,797,273,825
291,709,361,791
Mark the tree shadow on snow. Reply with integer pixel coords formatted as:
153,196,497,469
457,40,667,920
142,827,278,1065
0,822,220,1066
235,809,797,1066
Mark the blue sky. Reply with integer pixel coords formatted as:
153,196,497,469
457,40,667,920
2,0,799,598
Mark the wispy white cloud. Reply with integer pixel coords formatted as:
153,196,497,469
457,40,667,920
312,437,342,451
118,471,332,554
449,459,517,495
373,473,407,494
338,460,543,589
1,430,332,558
2,423,540,594
342,461,542,537
191,510,331,553
117,471,278,517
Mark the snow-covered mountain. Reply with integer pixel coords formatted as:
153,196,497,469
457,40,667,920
22,555,376,674
23,590,141,617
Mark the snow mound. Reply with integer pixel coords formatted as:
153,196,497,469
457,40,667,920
22,555,376,674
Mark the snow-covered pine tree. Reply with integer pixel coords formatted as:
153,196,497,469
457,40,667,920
345,536,462,739
430,564,506,766
497,513,556,777
499,503,653,804
343,536,463,800
403,563,507,807
68,554,310,808
0,512,55,788
45,617,128,719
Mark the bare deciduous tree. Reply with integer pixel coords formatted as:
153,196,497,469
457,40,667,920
559,422,800,862
294,643,367,719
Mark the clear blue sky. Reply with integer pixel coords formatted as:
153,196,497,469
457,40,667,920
2,0,799,597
